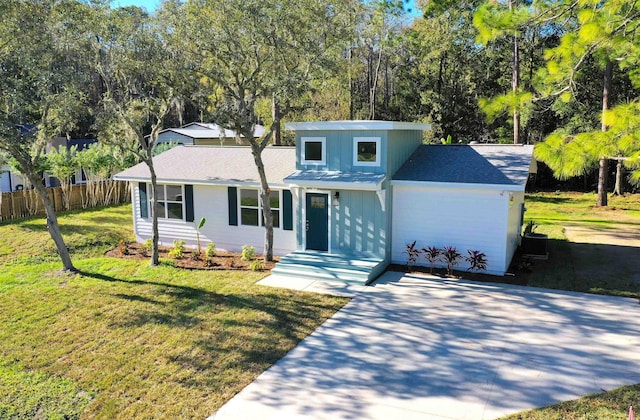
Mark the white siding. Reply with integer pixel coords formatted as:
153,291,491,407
505,191,525,271
132,184,295,256
391,185,510,275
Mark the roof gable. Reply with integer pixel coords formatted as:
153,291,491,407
392,144,535,187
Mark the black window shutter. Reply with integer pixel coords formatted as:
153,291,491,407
139,182,148,218
283,189,293,231
185,184,194,222
228,187,238,226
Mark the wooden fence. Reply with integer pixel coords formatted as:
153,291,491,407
0,182,131,222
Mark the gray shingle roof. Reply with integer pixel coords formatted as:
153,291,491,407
392,144,534,187
114,146,296,186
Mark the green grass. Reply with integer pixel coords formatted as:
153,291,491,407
520,192,640,298
0,204,347,418
499,384,640,420
524,192,640,240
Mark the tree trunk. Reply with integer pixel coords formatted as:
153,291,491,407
28,171,76,272
597,59,613,207
272,96,281,146
510,0,521,145
614,158,623,195
148,162,160,266
250,143,273,262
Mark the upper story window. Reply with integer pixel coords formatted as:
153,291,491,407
301,137,326,165
353,137,381,167
156,184,184,220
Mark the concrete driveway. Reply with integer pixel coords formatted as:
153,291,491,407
213,272,640,419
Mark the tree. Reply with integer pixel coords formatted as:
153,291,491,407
93,5,188,265
179,0,352,261
534,0,640,206
0,0,96,272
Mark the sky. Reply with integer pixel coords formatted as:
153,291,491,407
111,0,160,12
112,0,421,17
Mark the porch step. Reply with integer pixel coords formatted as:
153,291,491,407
272,251,387,285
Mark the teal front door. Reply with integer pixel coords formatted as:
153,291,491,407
306,193,328,251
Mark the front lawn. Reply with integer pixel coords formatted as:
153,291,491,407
0,204,347,418
520,192,640,298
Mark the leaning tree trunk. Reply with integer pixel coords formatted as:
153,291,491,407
28,171,76,272
250,143,274,262
597,59,613,207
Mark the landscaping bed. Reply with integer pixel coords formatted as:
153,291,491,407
106,241,279,271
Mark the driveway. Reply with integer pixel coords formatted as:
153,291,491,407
213,272,640,419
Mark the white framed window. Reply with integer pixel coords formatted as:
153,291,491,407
239,189,280,228
353,137,381,166
153,184,184,220
301,137,326,165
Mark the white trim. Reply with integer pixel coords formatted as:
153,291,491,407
353,137,381,167
237,188,282,229
113,175,290,190
146,183,186,221
286,121,432,131
301,137,326,166
390,179,525,192
302,189,332,253
287,179,383,191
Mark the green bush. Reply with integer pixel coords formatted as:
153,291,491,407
143,239,153,254
250,260,264,271
241,245,256,261
168,240,185,259
206,242,217,257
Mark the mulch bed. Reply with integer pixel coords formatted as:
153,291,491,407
387,261,529,287
106,242,278,271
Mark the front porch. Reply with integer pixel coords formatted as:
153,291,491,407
271,250,387,285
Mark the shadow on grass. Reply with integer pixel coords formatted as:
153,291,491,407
518,238,640,299
78,269,346,390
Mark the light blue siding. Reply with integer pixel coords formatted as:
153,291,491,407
156,131,193,145
386,130,423,176
297,130,388,174
331,190,386,258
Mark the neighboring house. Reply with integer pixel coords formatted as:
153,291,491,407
114,120,536,283
154,122,266,147
0,134,96,192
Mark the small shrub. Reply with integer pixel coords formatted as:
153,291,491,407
402,241,420,270
422,246,440,273
250,259,265,271
465,250,488,272
523,220,537,236
168,240,185,259
241,245,256,261
143,239,153,255
206,242,217,258
192,250,202,261
440,246,462,276
118,240,129,255
204,258,216,268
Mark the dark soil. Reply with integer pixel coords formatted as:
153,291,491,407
106,242,278,271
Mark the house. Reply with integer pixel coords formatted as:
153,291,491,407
154,122,266,147
0,131,96,192
114,120,535,283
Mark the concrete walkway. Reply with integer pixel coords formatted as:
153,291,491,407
212,272,640,419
